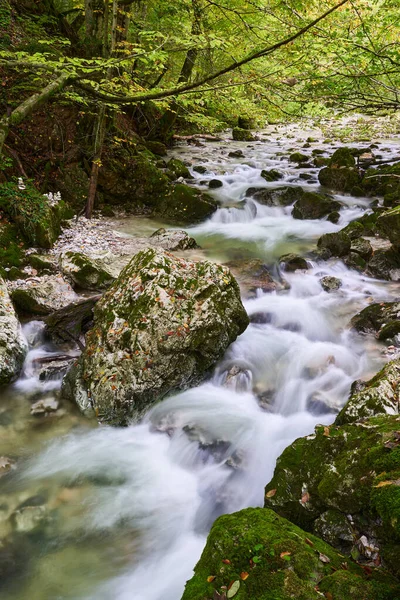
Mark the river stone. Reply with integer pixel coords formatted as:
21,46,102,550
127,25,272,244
208,179,223,189
279,253,308,271
377,206,400,248
150,228,198,250
320,276,342,292
180,507,400,600
264,414,400,578
367,247,400,281
350,237,373,260
154,183,219,225
289,151,309,163
245,185,304,207
167,158,192,180
292,192,341,220
232,127,255,141
350,302,400,341
318,166,361,192
317,231,351,258
0,277,27,384
63,248,249,425
30,397,59,415
225,258,276,297
261,168,283,182
60,251,115,291
11,275,78,316
335,359,400,425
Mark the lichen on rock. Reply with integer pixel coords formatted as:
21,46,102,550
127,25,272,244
63,248,249,425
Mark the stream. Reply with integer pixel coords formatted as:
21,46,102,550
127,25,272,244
1,122,399,600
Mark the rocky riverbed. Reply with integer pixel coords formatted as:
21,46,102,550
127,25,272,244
0,117,400,600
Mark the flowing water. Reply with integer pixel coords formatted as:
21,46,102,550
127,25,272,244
1,123,399,600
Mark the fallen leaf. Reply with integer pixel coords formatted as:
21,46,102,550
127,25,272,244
227,580,240,598
305,538,314,547
374,480,394,488
265,489,276,498
319,553,331,564
323,426,330,437
222,559,231,565
240,572,249,581
301,492,310,504
207,575,216,583
280,551,291,558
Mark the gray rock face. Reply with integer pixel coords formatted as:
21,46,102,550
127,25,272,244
0,277,27,384
10,275,78,315
150,228,198,251
63,248,249,425
60,252,115,291
320,276,342,292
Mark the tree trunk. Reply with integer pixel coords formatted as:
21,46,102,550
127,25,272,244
85,105,107,219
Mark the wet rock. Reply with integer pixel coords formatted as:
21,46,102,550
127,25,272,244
377,206,400,248
193,165,207,174
350,237,373,260
289,152,308,163
12,505,48,534
238,116,255,130
10,275,78,316
38,357,76,382
279,253,308,271
320,276,342,292
150,228,198,251
314,157,330,168
249,312,272,325
166,158,192,180
327,211,340,224
154,183,219,225
0,277,27,385
245,185,303,207
44,295,100,345
144,140,167,156
63,248,249,425
317,231,351,258
228,150,244,158
318,165,361,193
344,252,367,271
232,127,255,141
292,192,341,220
225,258,276,297
60,252,115,291
264,414,400,578
0,456,15,477
336,359,400,424
208,179,223,189
30,397,59,416
27,254,55,274
367,247,400,281
330,147,356,168
221,365,252,392
350,302,400,342
181,507,400,600
261,168,283,182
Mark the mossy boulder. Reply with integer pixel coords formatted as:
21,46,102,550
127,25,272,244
245,186,303,207
238,116,255,129
330,147,356,168
62,248,249,425
318,166,361,193
264,413,400,578
60,252,115,291
292,192,341,220
317,231,351,258
144,140,167,156
232,128,255,142
350,238,373,260
0,222,25,276
362,162,400,198
181,508,400,600
0,277,27,385
279,253,308,272
367,247,400,281
336,359,400,424
225,258,276,297
350,302,400,340
154,183,218,225
377,206,400,248
150,228,198,251
11,275,78,316
261,169,283,182
167,158,192,180
289,152,309,163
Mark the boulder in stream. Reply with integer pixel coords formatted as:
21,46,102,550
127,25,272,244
150,228,198,250
350,301,400,341
317,231,351,258
377,206,400,248
245,185,303,207
0,277,27,385
279,253,308,272
320,276,342,292
63,248,249,425
232,127,255,141
10,275,78,316
292,192,341,220
181,507,400,600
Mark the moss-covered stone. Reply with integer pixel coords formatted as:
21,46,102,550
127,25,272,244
261,169,283,182
279,253,308,272
181,508,400,600
350,238,373,260
264,413,400,577
232,127,255,141
377,206,400,248
27,254,55,273
290,152,309,163
0,222,25,275
245,186,303,207
362,161,400,198
292,192,341,220
11,275,77,316
350,302,400,337
167,158,192,180
63,248,249,425
367,247,400,281
330,147,356,168
154,183,218,224
317,231,351,258
60,251,115,291
318,166,361,192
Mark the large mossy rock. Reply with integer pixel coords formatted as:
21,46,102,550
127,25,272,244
245,186,303,207
0,277,27,385
367,247,400,281
292,192,341,220
63,248,249,425
350,302,400,341
264,413,400,578
154,184,218,224
11,276,78,316
317,231,351,258
377,206,400,248
0,182,67,248
181,508,400,600
335,359,400,425
166,158,192,180
318,149,360,192
60,252,115,291
362,161,400,199
232,127,255,141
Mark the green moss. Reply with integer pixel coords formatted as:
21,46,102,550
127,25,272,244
317,231,351,258
290,152,309,163
181,508,400,600
154,183,218,225
232,128,255,141
329,147,356,168
0,221,25,273
167,158,192,179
